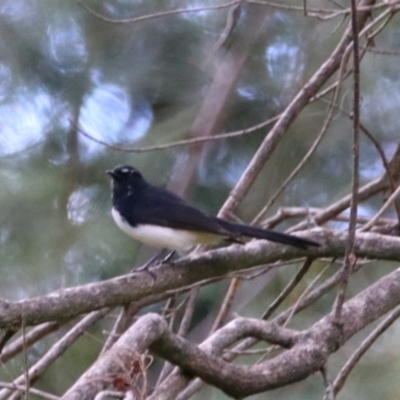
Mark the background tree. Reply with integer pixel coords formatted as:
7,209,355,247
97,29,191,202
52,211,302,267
1,0,400,399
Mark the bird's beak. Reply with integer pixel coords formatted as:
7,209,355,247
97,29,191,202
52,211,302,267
106,169,116,179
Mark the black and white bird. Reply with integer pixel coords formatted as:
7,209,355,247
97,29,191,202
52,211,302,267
106,165,319,252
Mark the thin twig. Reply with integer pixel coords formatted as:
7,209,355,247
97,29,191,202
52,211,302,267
333,303,400,396
281,263,332,327
249,0,397,17
262,206,396,229
0,383,59,400
233,259,305,280
73,115,279,153
365,7,397,38
359,184,400,231
177,288,200,337
261,257,315,320
218,0,375,220
0,322,61,363
362,45,400,56
333,0,361,322
156,287,201,386
0,310,110,400
76,0,243,24
253,261,331,365
289,174,387,232
316,89,400,223
289,6,399,234
252,89,339,223
210,278,241,333
21,318,28,400
210,1,243,54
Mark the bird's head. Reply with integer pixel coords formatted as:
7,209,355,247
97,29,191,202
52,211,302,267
106,165,145,192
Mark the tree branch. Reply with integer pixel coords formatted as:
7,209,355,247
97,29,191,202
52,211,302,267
1,230,400,329
64,267,400,399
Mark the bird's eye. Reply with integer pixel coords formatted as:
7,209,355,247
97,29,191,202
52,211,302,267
120,168,131,174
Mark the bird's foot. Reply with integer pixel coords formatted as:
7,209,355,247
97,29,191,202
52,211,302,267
136,264,157,281
136,250,176,281
159,250,175,265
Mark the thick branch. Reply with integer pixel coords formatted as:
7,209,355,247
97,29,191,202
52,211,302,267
64,267,400,399
1,230,400,328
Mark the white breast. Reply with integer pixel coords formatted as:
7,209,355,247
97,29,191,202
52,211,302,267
111,207,221,251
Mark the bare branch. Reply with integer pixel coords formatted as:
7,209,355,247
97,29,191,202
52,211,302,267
0,310,109,400
76,0,243,24
333,304,400,395
0,321,61,363
219,0,376,218
68,270,400,399
2,230,400,329
333,0,361,321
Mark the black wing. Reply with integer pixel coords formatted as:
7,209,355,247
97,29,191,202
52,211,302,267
121,185,231,236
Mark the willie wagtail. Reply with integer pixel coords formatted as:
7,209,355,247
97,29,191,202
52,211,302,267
106,165,319,251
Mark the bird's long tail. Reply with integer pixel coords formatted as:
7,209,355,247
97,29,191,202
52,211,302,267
214,218,319,249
